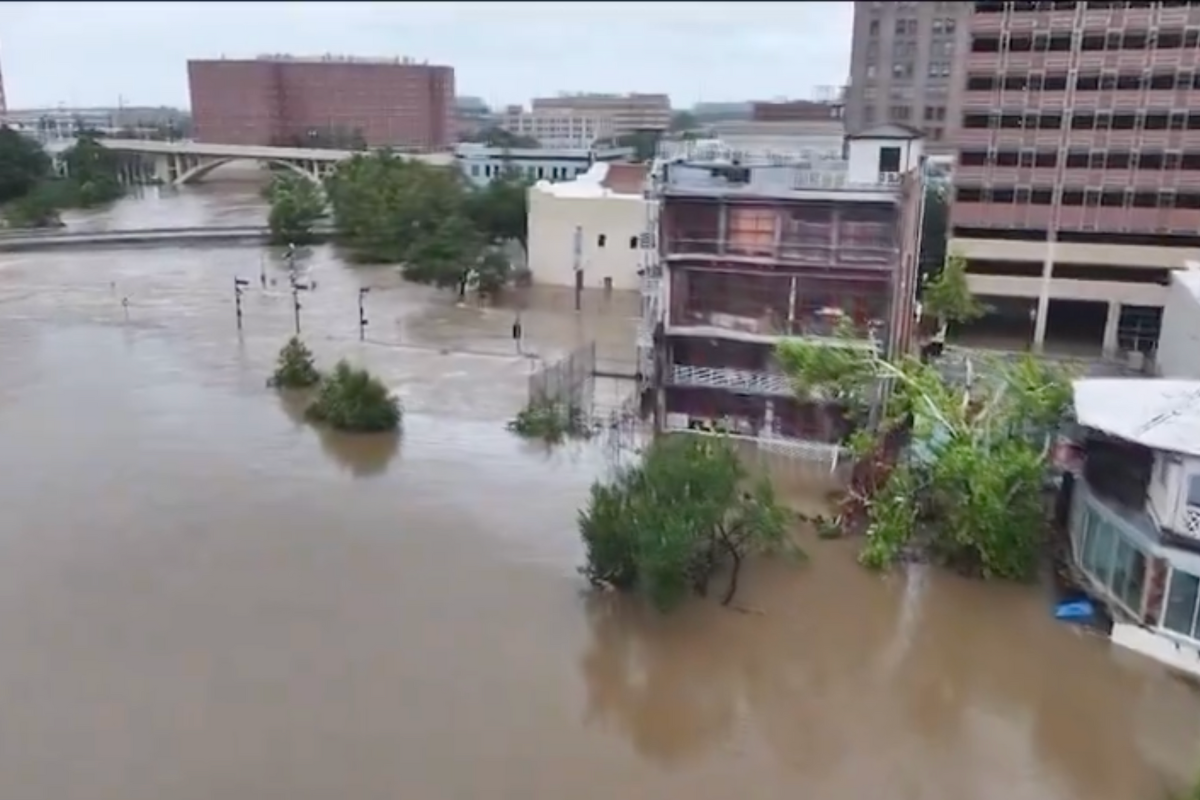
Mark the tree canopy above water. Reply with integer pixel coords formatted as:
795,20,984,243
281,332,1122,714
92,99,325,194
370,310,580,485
324,151,528,296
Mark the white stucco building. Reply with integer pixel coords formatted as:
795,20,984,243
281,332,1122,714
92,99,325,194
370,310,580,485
1069,378,1200,678
1157,268,1200,379
525,162,652,291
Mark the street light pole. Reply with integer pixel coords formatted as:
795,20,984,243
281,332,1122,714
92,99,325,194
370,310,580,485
358,286,371,341
234,277,250,330
291,274,312,336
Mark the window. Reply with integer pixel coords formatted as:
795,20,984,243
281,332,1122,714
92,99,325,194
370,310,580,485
878,146,902,173
597,234,607,248
1164,569,1200,640
629,235,638,249
1077,505,1149,615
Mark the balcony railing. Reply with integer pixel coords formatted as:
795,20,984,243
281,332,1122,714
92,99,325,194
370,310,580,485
672,308,883,345
670,364,793,398
664,237,893,268
1186,505,1200,538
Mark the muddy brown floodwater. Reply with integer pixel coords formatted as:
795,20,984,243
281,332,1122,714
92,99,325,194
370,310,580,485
0,187,1198,800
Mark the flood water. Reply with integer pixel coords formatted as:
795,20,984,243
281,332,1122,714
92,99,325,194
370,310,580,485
0,184,1198,800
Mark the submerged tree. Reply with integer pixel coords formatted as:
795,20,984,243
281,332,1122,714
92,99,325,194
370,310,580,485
267,174,325,245
776,331,1072,580
306,359,401,433
578,435,795,612
267,336,321,389
325,150,523,295
59,131,124,207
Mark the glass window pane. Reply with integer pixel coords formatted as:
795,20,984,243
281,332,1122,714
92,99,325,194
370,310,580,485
1187,475,1200,507
1118,545,1147,614
1164,570,1200,637
1110,537,1131,597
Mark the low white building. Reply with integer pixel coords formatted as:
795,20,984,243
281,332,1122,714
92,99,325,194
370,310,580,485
1156,267,1200,379
1069,378,1200,678
455,144,633,188
525,162,651,291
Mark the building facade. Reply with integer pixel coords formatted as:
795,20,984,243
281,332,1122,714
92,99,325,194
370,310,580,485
1068,376,1200,678
949,1,1200,357
530,93,672,136
526,163,651,291
638,125,926,462
454,144,633,188
496,106,615,149
845,1,971,149
188,55,454,151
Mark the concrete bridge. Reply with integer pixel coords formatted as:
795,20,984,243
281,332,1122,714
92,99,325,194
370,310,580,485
44,138,454,187
0,223,334,252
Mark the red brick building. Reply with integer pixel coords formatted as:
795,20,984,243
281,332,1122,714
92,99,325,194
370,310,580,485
188,55,454,151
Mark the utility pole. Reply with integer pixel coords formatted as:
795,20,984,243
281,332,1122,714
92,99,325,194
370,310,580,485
233,277,250,330
291,274,312,336
572,224,583,313
358,286,371,341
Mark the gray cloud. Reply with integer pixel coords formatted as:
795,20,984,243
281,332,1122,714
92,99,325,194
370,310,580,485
0,1,853,109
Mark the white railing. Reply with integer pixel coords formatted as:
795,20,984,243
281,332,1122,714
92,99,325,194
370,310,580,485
670,364,793,397
1186,505,1200,537
661,418,845,470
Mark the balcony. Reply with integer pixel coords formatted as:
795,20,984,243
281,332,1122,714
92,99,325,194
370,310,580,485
669,364,793,398
665,237,894,271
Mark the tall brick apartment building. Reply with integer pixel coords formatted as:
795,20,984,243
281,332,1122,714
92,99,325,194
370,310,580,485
188,55,454,151
949,1,1200,358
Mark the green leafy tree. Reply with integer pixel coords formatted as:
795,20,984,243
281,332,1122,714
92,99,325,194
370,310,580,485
60,130,124,207
613,130,663,162
777,335,1072,580
0,126,52,216
578,435,796,611
921,251,985,331
306,360,401,432
267,337,321,389
464,173,529,252
326,150,516,297
3,182,64,228
267,174,326,245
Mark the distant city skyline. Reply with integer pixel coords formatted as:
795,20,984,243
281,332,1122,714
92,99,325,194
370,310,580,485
0,1,853,110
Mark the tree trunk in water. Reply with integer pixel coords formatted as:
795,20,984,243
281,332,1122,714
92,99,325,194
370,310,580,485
721,548,742,606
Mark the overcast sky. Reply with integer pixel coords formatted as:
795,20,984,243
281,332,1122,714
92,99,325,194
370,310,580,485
0,1,854,110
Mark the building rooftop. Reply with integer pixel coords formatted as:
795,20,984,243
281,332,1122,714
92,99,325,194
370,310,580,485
532,162,648,199
1073,378,1200,458
848,123,923,141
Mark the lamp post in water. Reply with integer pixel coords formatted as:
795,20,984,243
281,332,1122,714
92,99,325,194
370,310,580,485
290,274,313,336
572,224,583,313
358,286,371,341
233,276,250,330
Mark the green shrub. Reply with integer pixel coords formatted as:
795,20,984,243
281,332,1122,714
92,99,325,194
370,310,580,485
506,399,590,443
306,360,401,432
268,337,321,389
